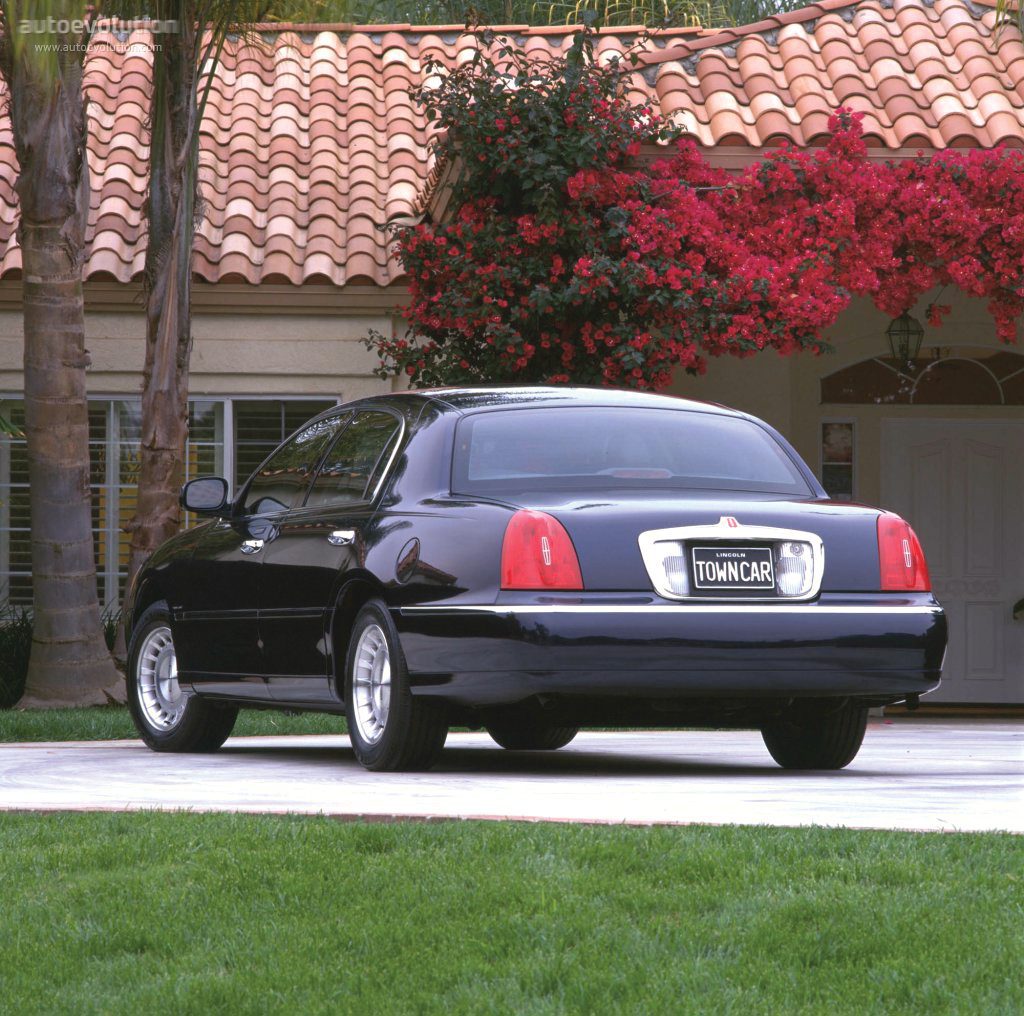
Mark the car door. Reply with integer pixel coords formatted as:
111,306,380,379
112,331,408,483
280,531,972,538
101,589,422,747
260,410,404,705
175,414,346,699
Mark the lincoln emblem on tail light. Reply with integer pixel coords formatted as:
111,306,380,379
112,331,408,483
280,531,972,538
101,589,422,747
540,536,552,566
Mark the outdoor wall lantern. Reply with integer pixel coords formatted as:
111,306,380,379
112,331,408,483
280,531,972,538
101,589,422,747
886,312,924,364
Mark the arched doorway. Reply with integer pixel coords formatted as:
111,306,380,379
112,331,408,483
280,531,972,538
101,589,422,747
821,349,1024,705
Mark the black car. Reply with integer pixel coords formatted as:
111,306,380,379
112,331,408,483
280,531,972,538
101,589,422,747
124,387,946,771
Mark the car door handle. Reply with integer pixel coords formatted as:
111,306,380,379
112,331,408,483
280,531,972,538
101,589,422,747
240,539,265,555
328,530,356,546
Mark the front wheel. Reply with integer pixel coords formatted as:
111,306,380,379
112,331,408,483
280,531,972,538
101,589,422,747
126,603,238,752
344,600,447,771
761,701,868,770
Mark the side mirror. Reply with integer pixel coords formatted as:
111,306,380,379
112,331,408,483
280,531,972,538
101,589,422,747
181,476,230,515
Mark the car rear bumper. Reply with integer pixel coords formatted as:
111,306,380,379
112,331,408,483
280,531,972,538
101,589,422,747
393,597,947,706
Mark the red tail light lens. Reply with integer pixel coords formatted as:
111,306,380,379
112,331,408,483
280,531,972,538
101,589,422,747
501,510,583,590
877,514,930,591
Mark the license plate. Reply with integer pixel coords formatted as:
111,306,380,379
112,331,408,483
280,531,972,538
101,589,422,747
691,545,775,591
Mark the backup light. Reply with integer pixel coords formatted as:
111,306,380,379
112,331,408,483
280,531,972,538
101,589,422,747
775,541,814,597
649,543,689,597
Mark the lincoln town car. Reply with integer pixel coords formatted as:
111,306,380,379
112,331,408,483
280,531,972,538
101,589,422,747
124,387,947,771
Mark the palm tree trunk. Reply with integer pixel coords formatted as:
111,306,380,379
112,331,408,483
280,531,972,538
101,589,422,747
19,222,120,705
122,3,257,622
124,19,196,588
0,7,122,705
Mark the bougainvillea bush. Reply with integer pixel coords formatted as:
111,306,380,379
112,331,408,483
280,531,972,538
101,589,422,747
369,29,1024,390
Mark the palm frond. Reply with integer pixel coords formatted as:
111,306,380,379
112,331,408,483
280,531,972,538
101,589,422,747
993,0,1022,36
260,0,803,26
532,0,701,27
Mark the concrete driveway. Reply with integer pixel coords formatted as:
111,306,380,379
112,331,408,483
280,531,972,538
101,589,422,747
1,718,1020,833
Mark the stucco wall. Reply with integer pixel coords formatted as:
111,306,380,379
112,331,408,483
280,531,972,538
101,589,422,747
670,346,793,438
668,290,1024,508
4,283,1022,496
0,296,397,404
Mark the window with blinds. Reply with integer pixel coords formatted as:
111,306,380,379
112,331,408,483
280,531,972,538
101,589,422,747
0,397,333,610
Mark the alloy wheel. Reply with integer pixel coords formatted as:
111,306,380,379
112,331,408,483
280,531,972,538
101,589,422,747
352,624,391,744
136,626,187,730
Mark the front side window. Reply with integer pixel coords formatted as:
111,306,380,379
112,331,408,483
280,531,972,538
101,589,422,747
453,407,812,497
305,411,401,508
243,415,347,516
234,399,335,491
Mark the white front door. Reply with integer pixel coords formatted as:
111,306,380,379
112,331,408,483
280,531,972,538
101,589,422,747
881,419,1024,704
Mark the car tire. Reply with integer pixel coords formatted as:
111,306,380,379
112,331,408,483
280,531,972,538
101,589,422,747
761,701,869,770
126,602,238,753
486,717,579,751
344,600,447,772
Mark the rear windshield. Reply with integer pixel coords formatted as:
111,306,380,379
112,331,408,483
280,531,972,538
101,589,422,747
452,407,811,496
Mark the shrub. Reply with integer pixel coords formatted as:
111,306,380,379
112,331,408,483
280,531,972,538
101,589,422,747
0,605,120,709
0,606,32,709
369,27,1024,390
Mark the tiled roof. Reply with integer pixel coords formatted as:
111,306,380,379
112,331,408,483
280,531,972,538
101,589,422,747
0,0,1020,288
644,0,1024,149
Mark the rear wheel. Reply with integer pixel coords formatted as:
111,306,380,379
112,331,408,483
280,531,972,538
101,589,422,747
486,716,578,751
761,701,868,770
344,600,447,771
126,603,238,752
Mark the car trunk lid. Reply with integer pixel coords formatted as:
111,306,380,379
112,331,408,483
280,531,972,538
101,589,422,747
497,491,884,594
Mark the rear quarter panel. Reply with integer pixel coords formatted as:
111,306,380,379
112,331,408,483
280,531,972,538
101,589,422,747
370,500,511,608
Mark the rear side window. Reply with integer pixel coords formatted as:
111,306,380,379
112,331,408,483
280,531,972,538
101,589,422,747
305,411,401,508
452,407,811,496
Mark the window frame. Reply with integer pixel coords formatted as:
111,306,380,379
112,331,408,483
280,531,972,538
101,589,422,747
819,418,857,502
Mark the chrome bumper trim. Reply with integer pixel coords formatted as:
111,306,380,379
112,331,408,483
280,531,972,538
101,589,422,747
400,604,942,616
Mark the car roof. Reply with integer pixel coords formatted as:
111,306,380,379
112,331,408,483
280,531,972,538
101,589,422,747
342,385,742,417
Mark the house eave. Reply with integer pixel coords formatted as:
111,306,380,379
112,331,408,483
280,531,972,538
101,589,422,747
0,280,412,314
420,142,963,224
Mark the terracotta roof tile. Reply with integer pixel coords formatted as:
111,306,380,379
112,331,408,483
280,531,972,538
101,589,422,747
0,4,1019,287
645,0,1024,148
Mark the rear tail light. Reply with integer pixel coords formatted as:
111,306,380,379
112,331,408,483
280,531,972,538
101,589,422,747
877,513,930,591
501,510,583,590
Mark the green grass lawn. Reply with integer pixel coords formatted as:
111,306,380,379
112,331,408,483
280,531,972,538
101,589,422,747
0,706,343,743
0,814,1020,1015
